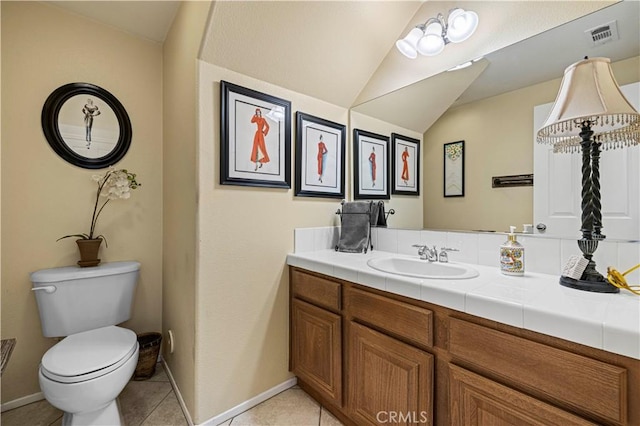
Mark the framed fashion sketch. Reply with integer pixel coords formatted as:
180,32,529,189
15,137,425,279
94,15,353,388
444,140,465,197
41,82,132,169
353,129,390,200
220,81,291,188
295,112,346,198
391,133,420,196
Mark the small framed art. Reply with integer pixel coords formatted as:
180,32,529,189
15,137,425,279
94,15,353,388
444,140,465,197
295,112,346,198
220,81,291,188
391,133,420,195
353,129,390,200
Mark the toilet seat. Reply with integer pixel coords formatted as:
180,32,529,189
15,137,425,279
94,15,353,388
41,326,138,384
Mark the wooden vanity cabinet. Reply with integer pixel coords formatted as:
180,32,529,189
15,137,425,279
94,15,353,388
290,270,343,408
289,267,640,426
346,286,434,426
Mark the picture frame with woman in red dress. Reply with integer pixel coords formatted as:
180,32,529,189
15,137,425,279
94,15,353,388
294,112,346,198
391,133,420,196
220,81,291,188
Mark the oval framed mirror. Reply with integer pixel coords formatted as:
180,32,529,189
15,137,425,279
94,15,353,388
41,82,132,169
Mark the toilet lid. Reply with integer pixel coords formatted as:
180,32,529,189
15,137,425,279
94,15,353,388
41,326,138,383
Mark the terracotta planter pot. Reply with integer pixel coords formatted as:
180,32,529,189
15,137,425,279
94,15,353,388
76,238,102,267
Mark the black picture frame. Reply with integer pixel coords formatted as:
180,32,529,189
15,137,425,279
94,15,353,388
220,81,291,188
294,112,346,198
444,140,465,197
391,133,420,196
41,82,132,169
353,129,390,200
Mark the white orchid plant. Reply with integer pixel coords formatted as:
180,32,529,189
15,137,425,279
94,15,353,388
58,168,141,246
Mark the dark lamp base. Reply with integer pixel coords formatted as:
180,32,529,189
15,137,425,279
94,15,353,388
559,275,619,293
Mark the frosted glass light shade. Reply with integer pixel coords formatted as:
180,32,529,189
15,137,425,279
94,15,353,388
396,27,423,59
417,21,444,56
446,8,478,43
417,35,444,56
537,57,640,151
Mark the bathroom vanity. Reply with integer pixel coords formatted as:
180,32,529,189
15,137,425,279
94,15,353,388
288,251,640,426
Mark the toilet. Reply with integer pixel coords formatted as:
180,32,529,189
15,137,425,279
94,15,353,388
31,261,141,426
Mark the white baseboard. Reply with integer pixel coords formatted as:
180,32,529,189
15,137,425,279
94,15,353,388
199,377,298,426
1,392,45,413
161,359,195,426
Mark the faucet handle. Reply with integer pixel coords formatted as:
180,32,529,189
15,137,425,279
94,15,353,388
438,247,458,263
412,244,427,259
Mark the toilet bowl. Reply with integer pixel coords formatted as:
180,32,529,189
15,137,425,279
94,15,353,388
38,326,139,426
31,261,141,426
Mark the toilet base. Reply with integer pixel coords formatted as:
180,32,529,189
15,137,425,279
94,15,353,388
61,399,123,426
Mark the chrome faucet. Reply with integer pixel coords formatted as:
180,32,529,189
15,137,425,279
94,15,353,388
412,244,438,262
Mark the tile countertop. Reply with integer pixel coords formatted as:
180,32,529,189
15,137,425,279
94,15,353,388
287,249,640,361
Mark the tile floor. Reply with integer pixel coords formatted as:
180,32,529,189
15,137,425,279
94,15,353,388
1,363,343,426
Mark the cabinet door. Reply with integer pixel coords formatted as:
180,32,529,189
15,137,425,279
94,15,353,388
348,321,433,426
291,298,342,406
449,365,597,426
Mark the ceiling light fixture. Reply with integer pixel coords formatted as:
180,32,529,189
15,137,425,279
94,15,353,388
396,8,479,59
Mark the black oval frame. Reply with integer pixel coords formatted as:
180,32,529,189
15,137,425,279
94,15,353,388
41,82,132,169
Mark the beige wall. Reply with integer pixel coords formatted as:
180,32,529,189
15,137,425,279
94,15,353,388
162,1,211,420
423,56,640,233
0,2,163,403
349,111,424,229
196,62,343,422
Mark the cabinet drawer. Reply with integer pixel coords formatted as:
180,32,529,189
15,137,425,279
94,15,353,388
291,269,341,311
449,364,596,425
346,287,433,348
449,318,627,425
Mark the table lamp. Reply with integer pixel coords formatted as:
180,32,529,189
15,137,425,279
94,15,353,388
537,57,640,293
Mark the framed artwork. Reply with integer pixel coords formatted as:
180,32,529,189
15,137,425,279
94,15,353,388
391,133,420,195
220,81,291,188
444,140,465,197
295,112,346,198
41,82,132,169
353,129,390,200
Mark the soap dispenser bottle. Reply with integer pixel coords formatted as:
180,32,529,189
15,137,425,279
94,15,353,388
500,226,524,276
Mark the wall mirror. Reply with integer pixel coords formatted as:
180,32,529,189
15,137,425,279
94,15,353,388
351,1,639,234
42,82,132,169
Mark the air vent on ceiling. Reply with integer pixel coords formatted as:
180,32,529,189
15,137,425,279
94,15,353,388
584,20,619,46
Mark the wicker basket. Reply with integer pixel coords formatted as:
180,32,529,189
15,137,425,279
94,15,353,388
133,332,162,380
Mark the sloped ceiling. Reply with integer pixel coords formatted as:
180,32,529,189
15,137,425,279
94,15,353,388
200,1,615,110
199,1,422,108
48,0,622,131
48,1,180,43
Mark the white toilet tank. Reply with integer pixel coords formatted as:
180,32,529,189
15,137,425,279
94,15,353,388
31,261,140,337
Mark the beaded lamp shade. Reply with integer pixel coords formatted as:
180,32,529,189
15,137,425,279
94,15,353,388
537,57,640,153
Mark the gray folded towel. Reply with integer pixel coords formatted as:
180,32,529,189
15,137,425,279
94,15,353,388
336,201,372,253
371,201,387,227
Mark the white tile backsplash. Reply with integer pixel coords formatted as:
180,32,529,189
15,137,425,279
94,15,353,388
477,233,506,268
518,236,561,275
397,229,422,255
294,228,315,253
376,228,398,253
294,227,639,278
446,232,479,264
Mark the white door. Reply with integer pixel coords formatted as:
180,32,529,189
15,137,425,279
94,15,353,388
533,82,639,240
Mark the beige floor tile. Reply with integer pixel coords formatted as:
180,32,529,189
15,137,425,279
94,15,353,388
119,380,173,426
320,407,343,426
140,391,188,426
0,399,63,426
230,388,320,426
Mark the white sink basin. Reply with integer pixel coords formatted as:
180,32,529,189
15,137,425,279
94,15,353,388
367,257,479,280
